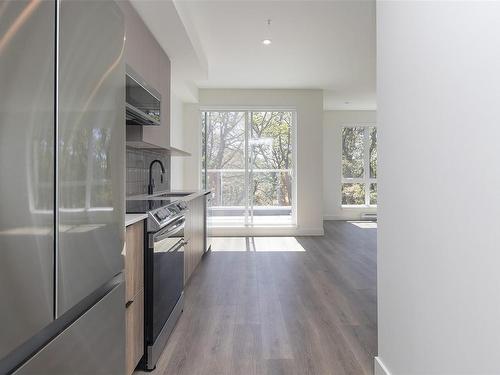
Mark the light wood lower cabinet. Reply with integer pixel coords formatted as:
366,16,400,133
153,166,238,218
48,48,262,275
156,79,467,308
125,289,144,375
125,220,144,375
125,220,144,303
184,195,207,285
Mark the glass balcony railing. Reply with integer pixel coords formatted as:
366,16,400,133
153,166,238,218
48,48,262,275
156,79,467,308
203,169,293,223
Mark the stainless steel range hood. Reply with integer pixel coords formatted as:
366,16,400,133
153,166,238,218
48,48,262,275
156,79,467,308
126,66,161,126
124,66,191,156
126,102,160,126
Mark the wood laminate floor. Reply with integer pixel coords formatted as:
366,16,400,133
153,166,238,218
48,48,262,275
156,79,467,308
139,221,377,375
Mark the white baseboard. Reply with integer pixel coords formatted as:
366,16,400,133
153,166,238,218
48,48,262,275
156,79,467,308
324,215,379,221
294,227,324,236
324,213,367,221
374,357,391,375
211,226,324,237
324,208,377,221
323,215,345,220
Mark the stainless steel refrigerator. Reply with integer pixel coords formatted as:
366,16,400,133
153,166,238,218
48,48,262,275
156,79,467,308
0,1,125,374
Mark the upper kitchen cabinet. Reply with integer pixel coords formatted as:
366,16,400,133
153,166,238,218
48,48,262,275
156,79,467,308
120,1,145,75
119,1,186,153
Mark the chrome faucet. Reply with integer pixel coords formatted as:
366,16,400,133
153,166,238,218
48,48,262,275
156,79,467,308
148,159,165,195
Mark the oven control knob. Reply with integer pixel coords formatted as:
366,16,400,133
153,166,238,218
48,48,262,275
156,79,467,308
156,209,168,220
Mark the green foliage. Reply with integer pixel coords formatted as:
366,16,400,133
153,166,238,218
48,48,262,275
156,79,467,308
342,127,364,178
341,126,377,206
250,112,293,206
341,183,365,205
370,183,377,205
202,111,246,170
202,111,293,207
370,127,377,178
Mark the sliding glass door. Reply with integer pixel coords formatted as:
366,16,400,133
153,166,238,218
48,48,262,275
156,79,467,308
202,111,246,226
248,111,294,225
202,110,295,227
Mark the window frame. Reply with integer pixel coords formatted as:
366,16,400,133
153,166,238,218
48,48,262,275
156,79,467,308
341,123,377,208
200,107,298,227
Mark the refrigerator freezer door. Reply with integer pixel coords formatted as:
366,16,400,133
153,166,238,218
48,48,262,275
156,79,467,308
14,282,125,375
57,0,126,315
0,0,55,360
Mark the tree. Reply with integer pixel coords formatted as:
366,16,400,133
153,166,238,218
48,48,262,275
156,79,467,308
203,111,246,206
202,111,293,210
250,111,292,206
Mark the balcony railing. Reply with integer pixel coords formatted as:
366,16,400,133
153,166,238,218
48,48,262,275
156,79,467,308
203,168,292,217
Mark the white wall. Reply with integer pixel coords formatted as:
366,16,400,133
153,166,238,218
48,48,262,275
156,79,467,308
377,2,500,374
182,102,202,191
169,93,184,189
323,110,377,220
183,89,324,236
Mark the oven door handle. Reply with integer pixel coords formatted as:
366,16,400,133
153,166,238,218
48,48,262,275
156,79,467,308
152,238,187,254
169,239,188,253
154,217,185,243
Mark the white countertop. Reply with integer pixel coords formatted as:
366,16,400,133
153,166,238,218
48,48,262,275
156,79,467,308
125,213,148,227
126,189,211,202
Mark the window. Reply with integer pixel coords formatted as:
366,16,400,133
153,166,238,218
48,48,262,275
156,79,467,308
341,125,377,206
202,110,296,226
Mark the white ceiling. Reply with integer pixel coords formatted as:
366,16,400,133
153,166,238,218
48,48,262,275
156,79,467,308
174,0,376,110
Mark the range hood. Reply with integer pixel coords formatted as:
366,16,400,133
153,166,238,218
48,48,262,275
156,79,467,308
125,66,191,156
126,102,160,126
126,126,191,156
126,66,161,126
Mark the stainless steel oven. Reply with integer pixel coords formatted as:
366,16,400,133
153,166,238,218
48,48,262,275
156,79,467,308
140,200,188,371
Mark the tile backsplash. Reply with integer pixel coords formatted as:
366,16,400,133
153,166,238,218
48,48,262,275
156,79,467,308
126,147,171,196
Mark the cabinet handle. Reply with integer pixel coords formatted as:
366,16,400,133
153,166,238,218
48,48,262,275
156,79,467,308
125,300,133,308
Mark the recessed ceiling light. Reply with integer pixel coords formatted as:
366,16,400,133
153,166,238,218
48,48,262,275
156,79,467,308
262,19,272,46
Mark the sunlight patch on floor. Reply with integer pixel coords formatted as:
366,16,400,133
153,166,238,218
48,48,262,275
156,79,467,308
210,237,247,251
210,236,306,252
348,221,377,229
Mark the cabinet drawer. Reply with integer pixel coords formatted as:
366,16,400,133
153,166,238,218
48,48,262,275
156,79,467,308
125,220,144,302
125,289,144,375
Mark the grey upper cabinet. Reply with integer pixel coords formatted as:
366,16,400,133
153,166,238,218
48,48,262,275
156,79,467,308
119,1,172,151
57,0,125,316
0,0,55,360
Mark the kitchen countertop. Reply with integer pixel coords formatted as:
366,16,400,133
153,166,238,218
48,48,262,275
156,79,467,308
125,213,148,227
170,189,211,202
126,189,211,202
